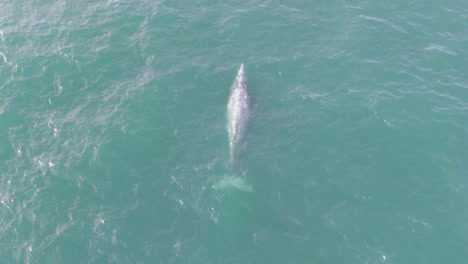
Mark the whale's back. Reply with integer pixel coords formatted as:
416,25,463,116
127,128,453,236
227,64,249,165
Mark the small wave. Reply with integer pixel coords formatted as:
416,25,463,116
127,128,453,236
359,15,407,33
424,44,456,55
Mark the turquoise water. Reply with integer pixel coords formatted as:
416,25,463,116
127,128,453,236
1,0,468,263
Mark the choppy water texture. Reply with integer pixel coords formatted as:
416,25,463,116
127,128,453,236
1,0,468,263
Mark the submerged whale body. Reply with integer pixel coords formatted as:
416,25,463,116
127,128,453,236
213,64,253,192
227,64,249,166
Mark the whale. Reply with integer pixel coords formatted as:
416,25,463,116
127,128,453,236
227,64,249,166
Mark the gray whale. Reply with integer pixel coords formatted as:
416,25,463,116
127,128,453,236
227,64,249,166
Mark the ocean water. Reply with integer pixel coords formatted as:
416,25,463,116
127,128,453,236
1,0,468,263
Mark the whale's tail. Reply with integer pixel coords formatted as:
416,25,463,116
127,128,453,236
212,175,253,192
